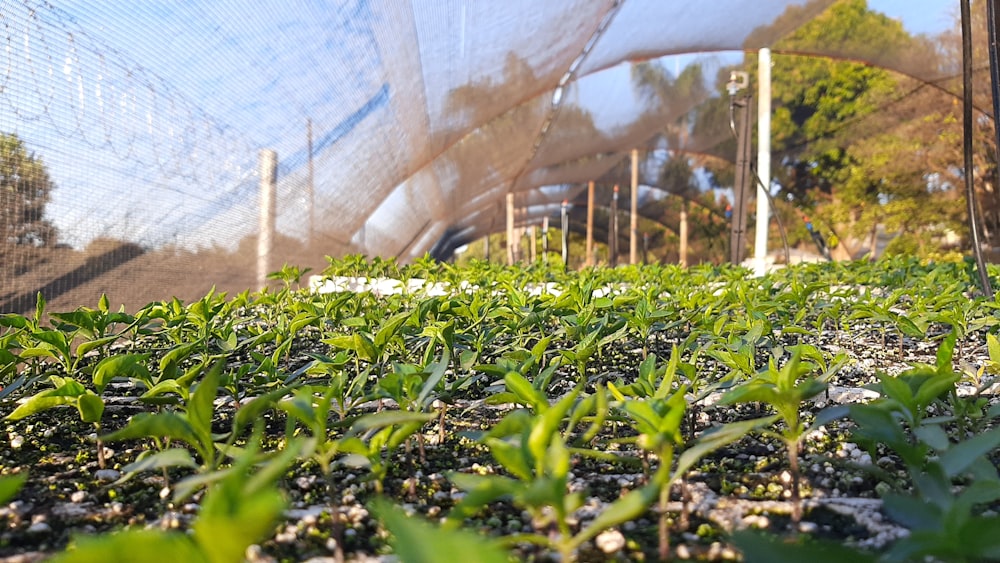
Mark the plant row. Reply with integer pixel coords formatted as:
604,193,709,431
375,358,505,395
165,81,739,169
1,256,1000,561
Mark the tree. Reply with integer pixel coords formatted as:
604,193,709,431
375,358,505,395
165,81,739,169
747,0,966,257
1,133,57,254
766,0,926,200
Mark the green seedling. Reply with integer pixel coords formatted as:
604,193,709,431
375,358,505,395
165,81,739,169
267,263,312,290
717,347,827,525
323,309,411,375
101,360,233,493
849,397,1000,562
0,473,27,505
339,410,437,494
617,286,678,359
51,428,298,563
302,351,370,420
377,349,451,461
372,497,510,563
479,337,561,399
447,382,659,562
7,374,107,467
850,288,925,360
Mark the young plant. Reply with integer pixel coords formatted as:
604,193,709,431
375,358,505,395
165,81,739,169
301,351,370,420
371,497,510,563
608,355,774,560
338,410,437,494
51,428,299,563
617,285,677,359
446,381,660,562
100,360,233,491
717,347,827,525
6,374,107,466
848,391,1000,562
376,349,451,461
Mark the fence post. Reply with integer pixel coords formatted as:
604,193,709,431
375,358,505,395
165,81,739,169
542,215,549,256
679,199,689,267
609,185,619,267
586,181,595,266
630,149,639,264
529,225,537,262
561,200,570,267
258,149,278,289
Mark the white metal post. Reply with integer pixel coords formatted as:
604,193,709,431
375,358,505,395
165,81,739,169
257,149,278,289
561,200,569,267
755,48,772,270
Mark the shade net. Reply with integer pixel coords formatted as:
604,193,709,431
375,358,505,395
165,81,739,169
0,0,989,311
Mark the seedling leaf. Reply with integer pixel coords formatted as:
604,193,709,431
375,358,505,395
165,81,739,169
373,497,509,563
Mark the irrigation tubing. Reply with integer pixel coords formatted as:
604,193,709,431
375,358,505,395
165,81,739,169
752,168,791,266
963,0,995,297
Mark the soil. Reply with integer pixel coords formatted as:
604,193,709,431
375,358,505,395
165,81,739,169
0,318,996,562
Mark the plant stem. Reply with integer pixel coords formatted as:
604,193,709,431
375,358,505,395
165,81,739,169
658,485,670,561
788,438,802,526
438,405,447,445
95,423,105,469
326,471,346,563
96,437,106,469
679,478,691,532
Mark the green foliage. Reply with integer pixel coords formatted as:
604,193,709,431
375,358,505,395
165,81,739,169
339,410,437,493
4,256,1000,561
0,473,27,505
0,132,58,249
732,529,877,563
372,498,510,563
51,430,294,563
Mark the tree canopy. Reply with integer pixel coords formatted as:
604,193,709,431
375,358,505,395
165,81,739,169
0,133,57,255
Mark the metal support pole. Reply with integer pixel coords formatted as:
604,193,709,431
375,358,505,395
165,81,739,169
679,199,689,267
630,148,639,264
561,200,570,267
257,149,278,289
730,97,753,264
542,215,549,256
586,181,595,266
754,48,771,269
609,185,619,267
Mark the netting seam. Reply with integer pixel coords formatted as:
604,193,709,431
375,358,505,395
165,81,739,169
502,0,625,227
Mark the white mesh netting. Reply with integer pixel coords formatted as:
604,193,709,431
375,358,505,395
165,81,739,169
0,0,986,310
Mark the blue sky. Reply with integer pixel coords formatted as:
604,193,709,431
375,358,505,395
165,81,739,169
870,0,956,35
